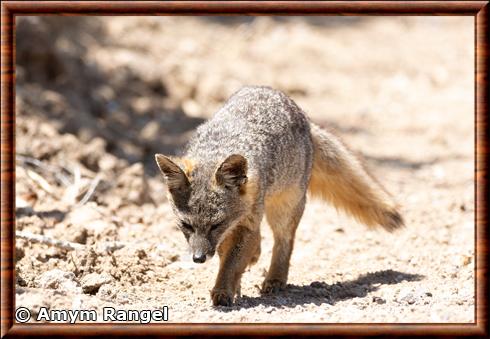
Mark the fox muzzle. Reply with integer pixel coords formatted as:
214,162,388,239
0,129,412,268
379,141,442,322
192,253,206,263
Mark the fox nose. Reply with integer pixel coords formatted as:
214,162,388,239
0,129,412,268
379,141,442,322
193,253,206,263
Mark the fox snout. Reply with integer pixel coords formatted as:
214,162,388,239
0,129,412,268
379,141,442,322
192,252,206,263
191,250,215,264
190,235,214,264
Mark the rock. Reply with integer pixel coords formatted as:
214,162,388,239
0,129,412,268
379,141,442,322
115,291,131,305
398,288,432,305
462,256,472,266
16,246,26,261
98,153,120,171
182,99,202,118
68,203,103,225
141,120,160,141
16,269,28,287
85,220,112,235
265,306,276,313
96,284,115,301
65,225,89,244
80,272,113,294
136,249,147,259
16,196,31,209
16,215,45,232
37,269,80,293
372,296,386,304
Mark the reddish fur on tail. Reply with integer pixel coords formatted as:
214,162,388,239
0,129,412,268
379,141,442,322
308,123,404,231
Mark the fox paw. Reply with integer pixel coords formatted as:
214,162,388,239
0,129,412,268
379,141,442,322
211,288,233,307
261,278,286,294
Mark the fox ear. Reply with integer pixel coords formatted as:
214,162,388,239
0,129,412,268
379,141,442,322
155,154,190,196
215,154,248,189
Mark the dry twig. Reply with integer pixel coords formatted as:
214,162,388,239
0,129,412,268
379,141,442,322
16,231,128,252
16,154,71,186
24,169,56,196
16,230,84,251
77,174,102,205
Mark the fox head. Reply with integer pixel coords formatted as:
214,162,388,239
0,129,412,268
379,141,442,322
155,153,250,263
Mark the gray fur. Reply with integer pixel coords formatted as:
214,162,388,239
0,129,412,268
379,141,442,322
157,86,314,259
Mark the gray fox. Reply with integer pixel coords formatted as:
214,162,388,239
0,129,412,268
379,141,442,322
155,86,403,306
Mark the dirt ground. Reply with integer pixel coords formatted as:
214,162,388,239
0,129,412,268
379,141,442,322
15,16,474,323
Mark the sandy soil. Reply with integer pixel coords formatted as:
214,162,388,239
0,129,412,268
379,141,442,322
15,16,474,323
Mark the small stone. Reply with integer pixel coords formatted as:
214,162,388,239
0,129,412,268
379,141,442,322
99,153,119,171
37,269,80,293
183,100,202,118
265,306,276,313
16,246,26,261
136,249,147,259
16,273,27,287
401,293,416,305
96,284,115,301
66,226,88,244
80,272,112,294
85,220,112,235
116,291,130,305
372,296,386,304
68,203,103,225
141,121,159,140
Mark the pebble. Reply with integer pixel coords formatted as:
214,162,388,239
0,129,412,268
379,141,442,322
372,296,386,304
404,295,416,305
265,306,276,313
68,203,103,225
97,284,115,301
37,269,81,293
81,272,113,294
85,220,112,236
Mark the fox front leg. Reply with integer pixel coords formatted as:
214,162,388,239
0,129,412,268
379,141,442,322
211,225,260,306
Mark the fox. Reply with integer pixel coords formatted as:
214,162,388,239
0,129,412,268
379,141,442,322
155,86,403,307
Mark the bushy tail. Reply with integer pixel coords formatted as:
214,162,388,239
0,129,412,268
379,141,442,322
308,122,404,231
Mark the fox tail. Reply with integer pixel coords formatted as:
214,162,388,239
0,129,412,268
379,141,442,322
308,122,404,231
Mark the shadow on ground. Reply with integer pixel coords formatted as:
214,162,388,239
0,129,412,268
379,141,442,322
364,154,471,170
221,269,424,310
198,16,370,28
16,208,66,223
16,17,204,176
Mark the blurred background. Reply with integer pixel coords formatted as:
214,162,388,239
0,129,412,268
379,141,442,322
15,17,475,322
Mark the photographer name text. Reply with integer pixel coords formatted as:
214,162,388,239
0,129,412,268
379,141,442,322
15,306,169,324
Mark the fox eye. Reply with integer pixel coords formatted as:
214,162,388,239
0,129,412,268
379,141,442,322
210,222,222,232
181,222,194,232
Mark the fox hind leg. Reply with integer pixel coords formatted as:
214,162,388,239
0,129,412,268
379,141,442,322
262,189,306,294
